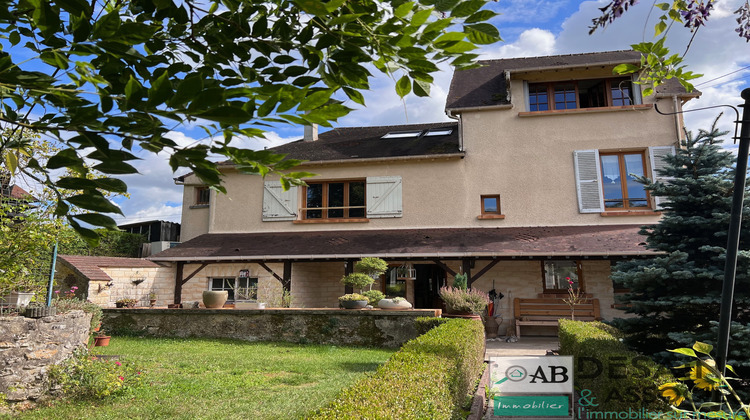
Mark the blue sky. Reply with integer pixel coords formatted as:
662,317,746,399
98,1,750,225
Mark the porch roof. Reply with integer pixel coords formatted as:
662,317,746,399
57,255,160,282
149,225,656,263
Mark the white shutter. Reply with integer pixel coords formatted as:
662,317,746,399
574,150,605,213
262,181,298,221
649,146,676,210
366,176,403,218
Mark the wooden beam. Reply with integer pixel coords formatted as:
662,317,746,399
173,262,184,304
345,259,355,294
181,263,208,286
258,262,284,284
468,259,500,287
431,259,456,277
462,258,472,286
282,261,292,293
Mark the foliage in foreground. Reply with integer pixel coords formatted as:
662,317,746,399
52,298,102,333
48,351,143,400
0,0,500,240
310,318,485,420
657,342,749,419
609,119,750,373
558,319,674,413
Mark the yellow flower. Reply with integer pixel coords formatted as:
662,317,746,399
658,382,686,406
690,363,720,391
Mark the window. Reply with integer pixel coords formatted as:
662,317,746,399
528,77,634,111
303,180,366,220
195,187,210,205
382,268,407,298
481,195,501,215
210,277,258,301
542,260,582,292
599,152,649,209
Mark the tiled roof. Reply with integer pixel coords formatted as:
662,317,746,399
57,255,160,282
263,122,461,163
150,225,656,262
446,50,697,110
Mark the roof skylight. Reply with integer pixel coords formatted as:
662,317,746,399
381,130,423,139
424,128,453,136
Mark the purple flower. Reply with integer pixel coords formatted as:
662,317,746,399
736,1,750,42
681,0,713,31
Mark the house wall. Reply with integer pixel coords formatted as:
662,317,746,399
178,262,284,306
179,74,681,240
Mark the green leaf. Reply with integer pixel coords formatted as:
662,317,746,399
8,31,20,46
197,107,252,125
72,213,120,230
394,2,414,18
466,23,501,45
655,2,670,11
148,71,173,106
654,21,667,37
67,218,100,246
413,79,430,97
410,9,433,27
4,151,18,174
435,0,460,12
92,160,139,175
668,348,697,357
451,0,484,17
396,75,411,98
125,75,142,106
613,63,640,75
692,342,713,355
465,10,497,24
47,149,83,170
67,193,123,214
293,0,329,16
298,90,332,111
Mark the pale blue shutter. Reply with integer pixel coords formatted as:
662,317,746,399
649,146,676,210
262,181,298,221
574,150,604,213
366,176,403,218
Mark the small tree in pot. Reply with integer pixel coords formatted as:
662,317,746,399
339,257,388,309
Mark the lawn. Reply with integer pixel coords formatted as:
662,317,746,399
13,337,395,420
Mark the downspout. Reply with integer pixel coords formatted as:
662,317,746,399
446,109,464,152
672,95,682,143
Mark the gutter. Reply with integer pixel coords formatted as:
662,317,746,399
446,104,513,116
219,152,466,169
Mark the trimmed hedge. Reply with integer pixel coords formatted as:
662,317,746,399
558,320,674,413
309,318,485,419
414,316,451,335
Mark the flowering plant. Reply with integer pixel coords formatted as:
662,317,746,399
115,298,138,308
49,350,144,399
657,342,748,419
54,286,79,300
439,286,490,315
562,277,587,320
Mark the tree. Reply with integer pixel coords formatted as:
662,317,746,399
610,117,750,372
0,0,501,240
590,1,750,95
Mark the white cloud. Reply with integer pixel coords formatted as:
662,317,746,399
481,28,557,59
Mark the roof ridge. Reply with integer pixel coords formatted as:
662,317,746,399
476,49,637,64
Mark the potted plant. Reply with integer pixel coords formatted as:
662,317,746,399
115,298,138,308
378,296,413,310
438,286,490,319
234,286,265,309
149,292,157,307
362,290,384,306
339,293,369,309
339,257,388,307
93,331,111,347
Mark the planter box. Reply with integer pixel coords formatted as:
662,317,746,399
4,291,34,308
235,301,266,310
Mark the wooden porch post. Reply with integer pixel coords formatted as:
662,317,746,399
173,262,184,304
344,259,355,294
282,261,292,293
462,258,472,287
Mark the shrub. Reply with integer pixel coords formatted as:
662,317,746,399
53,298,102,333
353,257,388,277
558,319,674,413
453,272,468,290
337,293,367,302
340,273,375,292
361,290,385,305
310,318,485,419
48,351,143,399
414,317,451,335
439,286,489,314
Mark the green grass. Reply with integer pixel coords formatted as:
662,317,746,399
12,337,395,420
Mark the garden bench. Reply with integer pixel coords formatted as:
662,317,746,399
514,297,601,338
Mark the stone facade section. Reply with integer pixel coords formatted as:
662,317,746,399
102,308,439,348
0,310,91,404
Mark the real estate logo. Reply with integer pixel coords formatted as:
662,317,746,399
490,356,574,417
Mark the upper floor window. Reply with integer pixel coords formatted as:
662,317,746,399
528,77,635,112
195,187,210,205
599,152,649,209
303,180,366,220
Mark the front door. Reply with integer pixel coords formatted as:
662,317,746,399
413,264,446,309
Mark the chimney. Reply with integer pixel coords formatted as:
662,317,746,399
304,124,318,142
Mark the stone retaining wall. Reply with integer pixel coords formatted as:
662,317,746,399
0,310,91,404
103,308,441,348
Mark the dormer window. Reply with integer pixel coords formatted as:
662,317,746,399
528,77,636,112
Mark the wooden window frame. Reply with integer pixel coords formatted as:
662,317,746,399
541,260,584,293
599,150,652,211
478,194,505,219
301,179,366,220
195,186,210,205
528,77,634,111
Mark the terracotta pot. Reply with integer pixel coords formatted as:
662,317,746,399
94,336,111,347
167,303,182,309
202,291,228,308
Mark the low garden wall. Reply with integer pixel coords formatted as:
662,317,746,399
102,308,442,348
0,310,91,405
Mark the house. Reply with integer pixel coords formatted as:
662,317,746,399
142,51,698,331
118,220,181,257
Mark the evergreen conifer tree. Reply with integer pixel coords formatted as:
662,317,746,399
611,116,750,372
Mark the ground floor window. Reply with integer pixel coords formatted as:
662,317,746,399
210,277,259,301
382,268,406,298
542,260,582,292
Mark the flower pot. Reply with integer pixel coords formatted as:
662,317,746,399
6,291,34,308
340,300,368,309
377,299,413,310
94,336,111,347
202,290,228,308
235,301,266,310
149,299,156,307
115,302,125,308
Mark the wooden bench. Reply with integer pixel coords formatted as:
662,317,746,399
514,297,601,337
